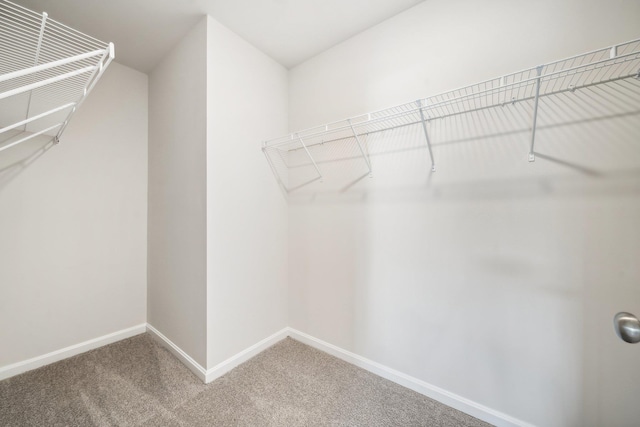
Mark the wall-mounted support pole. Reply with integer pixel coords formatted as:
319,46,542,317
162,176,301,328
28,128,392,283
298,135,323,182
416,100,436,172
528,66,544,162
347,119,372,177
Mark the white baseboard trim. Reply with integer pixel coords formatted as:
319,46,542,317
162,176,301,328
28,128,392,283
0,323,147,381
147,323,289,384
0,323,532,427
286,328,534,427
146,323,208,382
205,327,289,383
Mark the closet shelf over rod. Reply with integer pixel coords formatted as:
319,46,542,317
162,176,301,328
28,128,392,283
262,38,640,194
0,0,114,153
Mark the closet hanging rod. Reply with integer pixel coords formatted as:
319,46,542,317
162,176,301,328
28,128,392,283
0,50,104,83
0,65,96,100
0,102,74,135
0,123,61,153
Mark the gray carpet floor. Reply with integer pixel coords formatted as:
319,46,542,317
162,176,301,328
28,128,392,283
0,334,491,426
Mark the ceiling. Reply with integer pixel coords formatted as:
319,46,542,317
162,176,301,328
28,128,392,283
12,0,424,73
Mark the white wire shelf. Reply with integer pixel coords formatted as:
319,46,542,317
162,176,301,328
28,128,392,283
263,38,640,194
0,0,114,152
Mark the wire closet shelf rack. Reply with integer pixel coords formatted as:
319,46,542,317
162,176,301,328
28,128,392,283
0,0,114,153
262,38,640,194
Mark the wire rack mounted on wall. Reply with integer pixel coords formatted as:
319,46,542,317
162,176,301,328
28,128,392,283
0,0,114,153
262,38,640,194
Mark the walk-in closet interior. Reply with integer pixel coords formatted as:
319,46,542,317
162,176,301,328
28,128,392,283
1,1,639,426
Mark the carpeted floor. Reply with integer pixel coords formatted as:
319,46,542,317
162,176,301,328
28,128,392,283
0,334,491,426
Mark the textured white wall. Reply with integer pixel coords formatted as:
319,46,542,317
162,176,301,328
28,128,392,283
0,62,148,367
148,18,208,367
288,1,640,426
206,16,289,369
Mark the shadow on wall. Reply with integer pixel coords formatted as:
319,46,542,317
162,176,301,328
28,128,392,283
285,108,640,204
0,131,55,191
267,78,640,204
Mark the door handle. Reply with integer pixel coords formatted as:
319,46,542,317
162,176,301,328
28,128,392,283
614,312,640,344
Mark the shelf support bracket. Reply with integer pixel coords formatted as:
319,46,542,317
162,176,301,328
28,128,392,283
55,44,114,142
528,65,544,162
347,119,372,177
416,100,436,172
298,135,323,183
262,144,288,194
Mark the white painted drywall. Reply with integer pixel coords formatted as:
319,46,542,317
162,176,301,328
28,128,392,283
206,16,288,369
0,62,148,368
148,17,208,368
288,1,640,426
290,0,640,130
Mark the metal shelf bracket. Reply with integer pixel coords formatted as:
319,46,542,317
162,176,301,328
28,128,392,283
416,100,436,172
528,65,544,162
347,119,373,177
298,134,323,183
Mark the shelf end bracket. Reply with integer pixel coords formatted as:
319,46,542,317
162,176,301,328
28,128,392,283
416,100,436,172
528,65,544,162
347,119,372,177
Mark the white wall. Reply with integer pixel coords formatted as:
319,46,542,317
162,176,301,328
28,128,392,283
206,16,289,368
288,1,640,426
0,62,148,368
289,0,640,130
148,17,208,368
